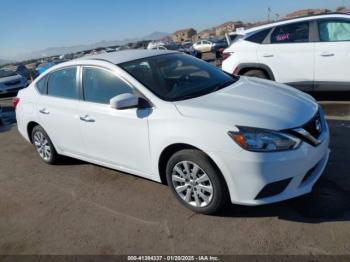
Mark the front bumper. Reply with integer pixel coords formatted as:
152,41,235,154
208,123,330,206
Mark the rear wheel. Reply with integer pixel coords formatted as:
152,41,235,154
243,69,268,79
166,149,228,214
31,125,59,165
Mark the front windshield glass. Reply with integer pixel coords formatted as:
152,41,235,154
0,70,17,78
119,53,238,101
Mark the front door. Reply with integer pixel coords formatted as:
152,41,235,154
78,66,152,175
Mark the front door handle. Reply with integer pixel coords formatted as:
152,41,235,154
321,52,334,57
39,108,50,115
263,54,274,58
79,115,95,122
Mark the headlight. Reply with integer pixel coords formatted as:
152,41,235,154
228,126,301,152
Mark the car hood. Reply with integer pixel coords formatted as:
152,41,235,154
174,77,319,130
0,74,23,84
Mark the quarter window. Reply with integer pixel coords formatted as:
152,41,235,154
246,28,271,44
319,20,350,42
36,76,47,94
82,67,133,104
47,67,78,99
271,22,309,44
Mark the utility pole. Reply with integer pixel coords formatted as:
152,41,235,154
275,13,280,21
267,6,271,21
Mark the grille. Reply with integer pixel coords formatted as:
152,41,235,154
302,111,322,139
287,109,324,147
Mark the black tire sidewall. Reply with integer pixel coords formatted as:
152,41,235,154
166,149,228,214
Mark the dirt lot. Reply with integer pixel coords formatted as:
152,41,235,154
0,96,350,255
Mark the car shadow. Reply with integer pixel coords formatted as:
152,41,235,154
217,119,350,223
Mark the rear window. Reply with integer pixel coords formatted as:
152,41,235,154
271,22,309,44
246,28,271,44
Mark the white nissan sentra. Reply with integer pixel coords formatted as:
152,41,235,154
15,50,330,214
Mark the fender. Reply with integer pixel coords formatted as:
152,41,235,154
236,63,275,81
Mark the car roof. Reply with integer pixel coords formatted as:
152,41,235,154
78,49,178,64
244,13,350,34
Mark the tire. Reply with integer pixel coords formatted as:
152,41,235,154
243,69,268,79
31,125,59,165
166,149,229,214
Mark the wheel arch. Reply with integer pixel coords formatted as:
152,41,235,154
236,63,275,80
27,121,40,143
158,143,227,191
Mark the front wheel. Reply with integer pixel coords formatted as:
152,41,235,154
166,149,229,214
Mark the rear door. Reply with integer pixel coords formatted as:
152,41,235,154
257,21,314,91
37,66,85,155
314,18,350,91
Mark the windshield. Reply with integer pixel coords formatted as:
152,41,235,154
0,70,17,78
119,53,238,101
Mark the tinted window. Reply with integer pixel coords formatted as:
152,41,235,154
0,70,16,78
271,22,309,43
319,20,350,41
36,76,47,94
83,67,133,104
246,28,271,44
120,53,238,101
47,68,78,99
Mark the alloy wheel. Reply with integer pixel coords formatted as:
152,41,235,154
33,131,52,161
171,160,213,207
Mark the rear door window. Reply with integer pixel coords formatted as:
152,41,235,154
47,67,78,99
271,22,309,44
318,20,350,42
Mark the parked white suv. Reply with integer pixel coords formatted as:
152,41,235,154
15,50,330,214
222,13,350,91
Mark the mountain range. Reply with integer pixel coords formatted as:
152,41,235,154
0,31,169,64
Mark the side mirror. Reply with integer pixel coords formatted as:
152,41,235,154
110,93,139,110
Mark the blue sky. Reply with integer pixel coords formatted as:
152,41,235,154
0,0,347,58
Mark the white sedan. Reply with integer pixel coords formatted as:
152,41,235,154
15,50,330,214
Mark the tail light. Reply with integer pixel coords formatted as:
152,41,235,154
222,52,232,60
12,97,20,110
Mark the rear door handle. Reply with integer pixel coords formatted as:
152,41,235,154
321,52,334,57
263,54,274,58
39,108,50,115
79,115,95,122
